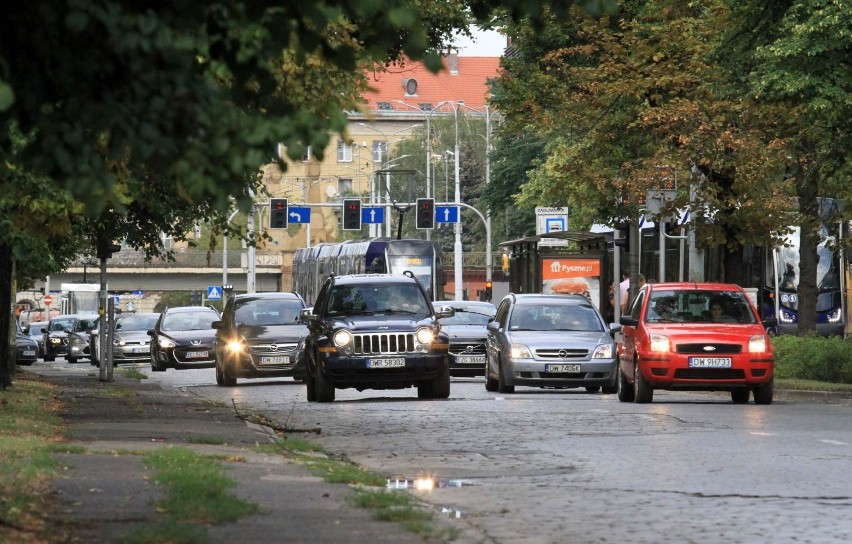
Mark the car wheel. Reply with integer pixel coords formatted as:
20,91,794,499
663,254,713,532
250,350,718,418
484,354,499,392
633,359,653,403
497,357,514,394
150,350,165,372
731,389,750,404
426,364,450,399
305,371,317,402
585,386,601,393
68,356,77,364
314,361,335,402
617,365,634,402
753,378,774,405
44,354,54,362
601,385,617,394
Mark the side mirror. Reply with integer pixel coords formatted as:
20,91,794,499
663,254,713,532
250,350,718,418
762,316,778,328
620,316,638,327
486,321,500,332
435,305,455,319
147,329,155,337
299,308,315,324
211,320,223,330
22,326,29,334
609,323,623,335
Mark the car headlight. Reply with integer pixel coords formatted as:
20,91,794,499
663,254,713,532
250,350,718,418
416,327,435,345
333,329,353,348
591,344,613,359
779,309,796,323
826,307,842,324
649,334,670,353
510,344,533,359
227,340,245,354
748,335,767,353
50,337,61,345
157,337,176,349
113,339,126,346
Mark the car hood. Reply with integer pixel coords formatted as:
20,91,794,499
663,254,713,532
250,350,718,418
237,323,309,343
161,329,217,344
506,330,613,348
330,316,434,332
442,324,488,342
114,331,152,343
17,334,38,347
642,323,767,342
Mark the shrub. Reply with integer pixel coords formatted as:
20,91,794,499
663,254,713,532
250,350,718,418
772,335,852,383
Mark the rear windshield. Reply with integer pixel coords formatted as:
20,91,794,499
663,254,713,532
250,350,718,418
645,290,757,324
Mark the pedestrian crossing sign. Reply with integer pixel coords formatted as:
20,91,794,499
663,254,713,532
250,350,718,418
207,286,222,300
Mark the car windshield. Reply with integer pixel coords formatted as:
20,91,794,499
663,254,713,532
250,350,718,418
161,311,218,331
234,299,303,326
645,290,757,324
326,283,430,317
509,303,603,332
440,307,495,325
27,324,46,337
115,315,159,332
50,318,76,331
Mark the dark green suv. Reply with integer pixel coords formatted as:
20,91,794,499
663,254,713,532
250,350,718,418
300,272,454,402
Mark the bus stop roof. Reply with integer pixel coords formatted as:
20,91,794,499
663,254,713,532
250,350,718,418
499,231,608,248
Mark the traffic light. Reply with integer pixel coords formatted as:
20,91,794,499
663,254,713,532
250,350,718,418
189,290,202,306
342,199,362,231
270,198,288,229
415,198,435,230
484,280,493,302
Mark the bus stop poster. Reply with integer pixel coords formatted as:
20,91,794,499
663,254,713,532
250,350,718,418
541,258,602,310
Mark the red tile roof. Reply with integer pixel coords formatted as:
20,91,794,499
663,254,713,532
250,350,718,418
361,56,501,114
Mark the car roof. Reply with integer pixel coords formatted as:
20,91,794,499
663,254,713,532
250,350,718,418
510,294,590,304
328,274,419,285
435,300,496,310
233,292,304,301
163,306,219,313
647,282,744,292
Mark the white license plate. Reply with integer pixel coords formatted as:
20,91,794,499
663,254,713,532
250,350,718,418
456,355,486,365
546,363,582,373
186,350,209,359
259,355,290,366
689,357,732,368
366,358,406,368
131,347,148,354
23,350,36,356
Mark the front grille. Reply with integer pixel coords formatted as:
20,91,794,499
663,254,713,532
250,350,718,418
353,333,416,355
449,343,486,355
535,348,589,359
674,368,745,380
250,343,299,355
676,343,741,354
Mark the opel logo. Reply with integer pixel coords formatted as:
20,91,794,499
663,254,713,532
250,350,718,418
703,345,716,352
558,349,569,358
190,340,201,345
270,343,279,352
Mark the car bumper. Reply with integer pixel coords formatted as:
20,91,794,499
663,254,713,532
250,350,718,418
318,351,448,389
158,346,216,368
16,348,38,365
448,352,487,377
113,345,151,362
637,353,774,389
225,350,307,379
503,358,618,388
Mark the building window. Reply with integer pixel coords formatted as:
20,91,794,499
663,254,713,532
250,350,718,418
377,102,393,110
338,178,353,196
372,140,387,162
337,140,353,162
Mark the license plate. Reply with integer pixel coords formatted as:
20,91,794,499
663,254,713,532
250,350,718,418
23,350,36,356
186,350,209,359
689,357,732,368
456,355,485,365
131,347,148,354
259,355,290,366
366,358,406,368
546,363,582,373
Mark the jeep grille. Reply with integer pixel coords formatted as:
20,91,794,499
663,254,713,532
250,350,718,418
353,333,416,354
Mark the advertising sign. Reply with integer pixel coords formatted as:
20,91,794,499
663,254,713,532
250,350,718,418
541,257,602,311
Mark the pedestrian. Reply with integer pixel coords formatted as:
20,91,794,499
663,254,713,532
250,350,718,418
619,270,630,314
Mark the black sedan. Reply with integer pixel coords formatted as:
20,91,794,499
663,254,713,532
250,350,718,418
16,322,39,366
435,300,497,377
213,292,308,386
149,306,220,371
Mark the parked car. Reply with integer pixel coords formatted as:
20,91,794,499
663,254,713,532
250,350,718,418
44,314,98,362
90,312,160,366
485,294,621,394
23,320,48,358
617,282,776,404
434,300,497,377
148,306,220,371
300,272,454,402
66,315,100,364
15,321,38,366
213,292,309,386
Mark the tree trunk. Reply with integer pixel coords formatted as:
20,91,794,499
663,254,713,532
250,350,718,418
0,243,13,389
796,171,819,336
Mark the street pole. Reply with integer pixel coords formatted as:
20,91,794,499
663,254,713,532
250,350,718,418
223,208,239,288
453,103,463,300
247,190,256,293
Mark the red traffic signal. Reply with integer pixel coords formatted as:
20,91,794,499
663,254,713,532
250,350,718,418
342,199,362,230
415,198,435,229
270,198,289,229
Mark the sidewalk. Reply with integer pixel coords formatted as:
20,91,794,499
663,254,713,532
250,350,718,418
27,364,478,544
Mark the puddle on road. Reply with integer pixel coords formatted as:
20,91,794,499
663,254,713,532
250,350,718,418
386,477,472,490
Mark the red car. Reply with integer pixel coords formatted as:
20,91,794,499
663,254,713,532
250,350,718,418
617,282,776,404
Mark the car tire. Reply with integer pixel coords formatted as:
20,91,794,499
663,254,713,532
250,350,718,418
420,364,450,399
44,354,54,362
731,389,750,404
305,371,317,402
315,362,335,402
601,385,617,394
497,358,514,394
617,365,634,402
68,356,77,364
585,386,601,393
484,354,499,392
150,351,165,372
633,359,653,403
753,378,774,405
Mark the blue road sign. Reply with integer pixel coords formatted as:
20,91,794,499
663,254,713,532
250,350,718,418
362,207,384,224
207,286,222,300
435,205,459,223
288,206,311,224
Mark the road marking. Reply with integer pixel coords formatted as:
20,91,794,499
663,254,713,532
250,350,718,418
818,439,849,446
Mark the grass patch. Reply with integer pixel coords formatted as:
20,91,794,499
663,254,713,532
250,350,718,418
776,378,852,393
302,457,387,486
186,436,229,446
0,373,64,543
116,367,148,380
348,488,458,540
123,520,207,544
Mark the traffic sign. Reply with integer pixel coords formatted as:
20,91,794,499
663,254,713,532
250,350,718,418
435,205,459,223
535,206,569,236
288,206,311,224
207,286,222,300
43,295,53,305
362,207,385,224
